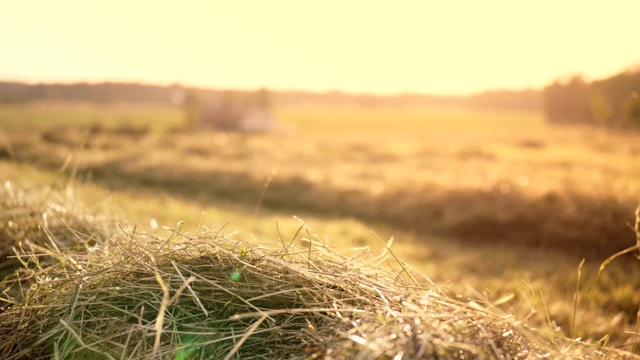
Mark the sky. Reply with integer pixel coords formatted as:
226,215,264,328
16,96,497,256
1,1,639,95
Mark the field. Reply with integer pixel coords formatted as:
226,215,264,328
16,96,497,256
1,101,640,358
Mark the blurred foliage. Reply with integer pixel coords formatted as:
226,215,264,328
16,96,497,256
543,68,640,129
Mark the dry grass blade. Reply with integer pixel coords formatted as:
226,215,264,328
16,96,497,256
571,258,585,340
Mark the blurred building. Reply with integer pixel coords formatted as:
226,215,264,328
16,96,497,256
186,89,278,132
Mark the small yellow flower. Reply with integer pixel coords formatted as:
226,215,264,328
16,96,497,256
239,245,249,257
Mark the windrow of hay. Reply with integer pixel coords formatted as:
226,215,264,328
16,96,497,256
0,184,635,359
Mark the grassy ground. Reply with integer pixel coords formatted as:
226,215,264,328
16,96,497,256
0,101,180,132
3,104,638,256
4,175,632,359
1,101,640,356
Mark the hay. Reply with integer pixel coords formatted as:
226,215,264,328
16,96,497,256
0,180,105,284
0,184,634,359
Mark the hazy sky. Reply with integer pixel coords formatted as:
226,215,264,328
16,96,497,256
2,1,639,95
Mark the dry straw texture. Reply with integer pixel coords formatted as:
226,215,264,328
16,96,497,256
0,182,634,359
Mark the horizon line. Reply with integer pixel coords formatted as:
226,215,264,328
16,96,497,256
0,76,546,99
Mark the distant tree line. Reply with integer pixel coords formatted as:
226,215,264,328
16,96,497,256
3,71,639,130
274,89,542,111
543,68,640,128
0,81,184,104
464,89,542,111
0,80,542,112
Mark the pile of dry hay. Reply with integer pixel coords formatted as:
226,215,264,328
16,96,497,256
0,183,631,359
0,180,105,281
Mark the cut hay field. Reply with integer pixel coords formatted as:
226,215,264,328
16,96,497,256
1,101,639,358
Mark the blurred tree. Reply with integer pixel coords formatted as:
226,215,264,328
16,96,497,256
589,92,613,126
543,76,589,124
183,91,202,130
543,69,640,129
590,69,640,128
625,92,640,128
256,88,273,110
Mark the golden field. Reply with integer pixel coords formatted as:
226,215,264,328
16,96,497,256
1,101,639,357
